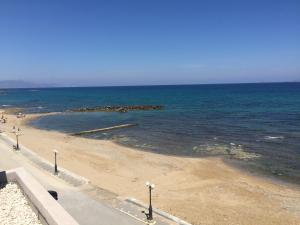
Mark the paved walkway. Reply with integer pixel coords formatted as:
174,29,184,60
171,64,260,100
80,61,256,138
0,134,172,225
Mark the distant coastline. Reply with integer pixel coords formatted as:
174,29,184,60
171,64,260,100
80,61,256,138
0,80,56,89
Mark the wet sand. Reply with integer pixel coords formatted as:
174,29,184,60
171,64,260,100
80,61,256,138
1,111,300,225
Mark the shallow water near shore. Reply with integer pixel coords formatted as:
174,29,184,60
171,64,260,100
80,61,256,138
1,83,300,183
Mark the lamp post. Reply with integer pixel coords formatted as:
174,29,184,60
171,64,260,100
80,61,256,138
12,127,21,150
145,181,155,221
15,131,20,150
53,150,58,175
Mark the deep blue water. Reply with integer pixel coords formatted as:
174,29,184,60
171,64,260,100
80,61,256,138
1,83,300,183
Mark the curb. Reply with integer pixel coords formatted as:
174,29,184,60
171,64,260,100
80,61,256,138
126,198,192,225
0,133,89,186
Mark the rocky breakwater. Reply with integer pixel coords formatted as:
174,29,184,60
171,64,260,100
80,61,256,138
69,105,164,113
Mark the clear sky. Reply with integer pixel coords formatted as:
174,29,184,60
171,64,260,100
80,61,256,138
0,0,299,86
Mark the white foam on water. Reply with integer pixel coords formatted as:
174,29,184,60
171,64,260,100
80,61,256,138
264,136,284,140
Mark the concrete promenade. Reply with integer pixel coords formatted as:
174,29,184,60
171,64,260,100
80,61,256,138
0,135,173,225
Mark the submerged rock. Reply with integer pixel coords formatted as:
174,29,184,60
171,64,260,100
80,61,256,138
191,144,261,160
228,146,261,160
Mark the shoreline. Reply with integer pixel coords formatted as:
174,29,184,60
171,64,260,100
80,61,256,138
27,111,300,188
1,109,300,224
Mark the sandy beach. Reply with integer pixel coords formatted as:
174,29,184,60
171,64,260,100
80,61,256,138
1,111,300,225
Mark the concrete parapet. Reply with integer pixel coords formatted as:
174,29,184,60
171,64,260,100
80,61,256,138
6,167,80,225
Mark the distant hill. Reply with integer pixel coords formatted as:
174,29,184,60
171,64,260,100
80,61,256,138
0,80,55,89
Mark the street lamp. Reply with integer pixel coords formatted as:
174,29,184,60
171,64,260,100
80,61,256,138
53,150,58,175
12,126,21,150
15,131,20,150
145,181,155,221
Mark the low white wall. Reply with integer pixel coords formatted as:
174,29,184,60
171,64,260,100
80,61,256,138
6,168,79,225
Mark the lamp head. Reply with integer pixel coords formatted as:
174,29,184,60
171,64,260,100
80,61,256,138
145,181,150,187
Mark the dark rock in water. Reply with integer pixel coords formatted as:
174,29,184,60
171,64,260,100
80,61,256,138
69,105,164,113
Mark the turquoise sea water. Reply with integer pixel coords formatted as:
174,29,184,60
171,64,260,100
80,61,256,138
1,83,300,183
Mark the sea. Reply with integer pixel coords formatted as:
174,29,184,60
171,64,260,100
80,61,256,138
1,83,300,184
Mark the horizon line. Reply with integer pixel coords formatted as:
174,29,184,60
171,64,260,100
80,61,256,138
0,80,299,89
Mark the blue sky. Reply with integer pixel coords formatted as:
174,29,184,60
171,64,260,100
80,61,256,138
0,0,299,86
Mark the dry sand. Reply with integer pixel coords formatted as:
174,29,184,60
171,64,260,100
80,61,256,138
1,111,300,225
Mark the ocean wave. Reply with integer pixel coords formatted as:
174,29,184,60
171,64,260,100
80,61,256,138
1,104,11,107
264,136,284,140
